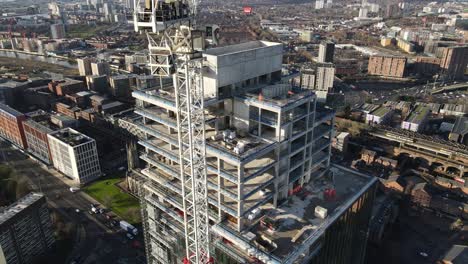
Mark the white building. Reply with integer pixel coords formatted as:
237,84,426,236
315,63,335,102
48,128,101,185
316,0,325,9
401,105,430,132
91,61,110,76
366,106,393,125
359,7,368,18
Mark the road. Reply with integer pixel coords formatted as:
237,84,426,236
0,140,146,264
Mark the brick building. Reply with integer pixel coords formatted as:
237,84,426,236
368,56,407,78
0,103,27,148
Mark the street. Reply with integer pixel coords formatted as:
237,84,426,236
1,139,146,264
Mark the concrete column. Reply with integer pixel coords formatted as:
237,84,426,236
237,164,244,231
217,158,223,221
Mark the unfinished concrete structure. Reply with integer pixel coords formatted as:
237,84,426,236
131,39,378,264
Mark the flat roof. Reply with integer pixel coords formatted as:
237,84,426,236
49,128,93,146
215,164,377,262
0,193,44,225
452,116,468,135
204,41,282,56
370,106,392,117
0,103,24,117
405,105,431,124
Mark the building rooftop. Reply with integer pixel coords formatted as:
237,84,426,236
204,41,282,56
0,193,44,226
238,85,315,110
405,105,430,124
370,106,392,118
0,103,24,117
442,245,468,264
49,128,93,147
213,165,377,263
451,116,468,136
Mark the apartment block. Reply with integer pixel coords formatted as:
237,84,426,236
22,111,54,165
439,46,468,81
48,79,86,96
86,75,108,93
414,56,441,76
109,75,131,98
48,128,101,185
0,193,55,264
315,63,335,103
91,61,111,76
132,40,377,264
318,41,335,63
0,103,27,148
368,56,407,78
77,57,94,76
50,23,66,39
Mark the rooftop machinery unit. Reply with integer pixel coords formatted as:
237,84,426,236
134,1,211,264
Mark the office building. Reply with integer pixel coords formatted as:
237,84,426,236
50,23,66,39
91,61,111,76
315,63,335,103
0,193,55,264
318,41,335,63
439,46,468,81
0,103,27,149
48,128,101,185
368,56,407,78
131,40,378,264
77,57,94,76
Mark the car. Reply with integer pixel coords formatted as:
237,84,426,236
70,187,80,193
75,209,80,213
99,208,105,214
419,252,428,257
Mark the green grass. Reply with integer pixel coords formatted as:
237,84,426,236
66,24,112,39
84,178,141,224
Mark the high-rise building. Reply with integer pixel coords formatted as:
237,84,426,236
48,128,101,185
86,75,108,93
439,46,468,81
368,55,407,78
77,57,94,76
109,75,131,98
315,63,336,102
315,0,325,9
318,41,335,63
50,23,66,39
359,7,368,18
0,193,55,264
0,103,27,149
91,61,111,76
130,40,377,264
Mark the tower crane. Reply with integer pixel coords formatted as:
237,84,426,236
134,1,211,264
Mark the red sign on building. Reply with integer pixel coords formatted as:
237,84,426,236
243,6,253,14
